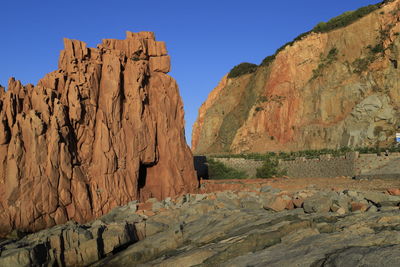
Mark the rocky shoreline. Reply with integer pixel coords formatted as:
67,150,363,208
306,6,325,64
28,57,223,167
0,181,399,266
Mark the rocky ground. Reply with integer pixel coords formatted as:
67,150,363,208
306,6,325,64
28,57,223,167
0,177,400,267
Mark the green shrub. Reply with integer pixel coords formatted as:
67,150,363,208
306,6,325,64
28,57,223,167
327,47,338,60
209,144,400,163
275,41,295,55
352,22,395,74
370,43,385,54
272,31,311,57
312,4,380,33
207,158,247,179
260,55,276,66
256,157,287,178
311,47,338,80
352,56,374,74
312,63,325,80
255,1,388,69
228,63,258,78
293,31,312,42
257,96,268,103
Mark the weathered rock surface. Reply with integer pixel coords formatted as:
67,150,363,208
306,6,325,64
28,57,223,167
192,0,400,154
1,187,399,266
0,202,142,266
0,31,198,237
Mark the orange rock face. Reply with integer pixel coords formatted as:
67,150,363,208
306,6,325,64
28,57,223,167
0,31,198,236
192,0,400,154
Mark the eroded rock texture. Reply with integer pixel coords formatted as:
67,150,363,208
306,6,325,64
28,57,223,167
193,0,400,154
0,31,198,237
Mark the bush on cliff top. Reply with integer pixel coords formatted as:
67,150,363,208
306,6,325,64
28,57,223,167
259,1,387,70
227,63,258,79
312,4,380,33
207,158,247,179
229,1,389,80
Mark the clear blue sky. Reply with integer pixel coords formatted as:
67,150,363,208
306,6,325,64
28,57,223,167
0,0,379,145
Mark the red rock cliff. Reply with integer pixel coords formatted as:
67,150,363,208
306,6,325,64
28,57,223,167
0,31,198,236
192,0,400,154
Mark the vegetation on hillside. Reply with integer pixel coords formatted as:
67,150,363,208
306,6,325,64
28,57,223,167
352,25,394,73
205,143,400,179
208,145,400,162
312,5,380,33
239,1,390,77
311,47,339,79
227,63,258,78
207,158,247,179
260,55,276,66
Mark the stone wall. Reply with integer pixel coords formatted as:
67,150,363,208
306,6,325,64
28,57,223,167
213,158,264,178
280,153,357,178
194,152,400,179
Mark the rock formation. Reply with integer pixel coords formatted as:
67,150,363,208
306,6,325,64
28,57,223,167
2,183,399,266
0,31,198,237
192,0,400,154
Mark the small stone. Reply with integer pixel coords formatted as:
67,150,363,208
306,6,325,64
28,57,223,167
351,202,368,212
346,190,359,198
194,194,207,202
143,210,156,217
336,207,346,215
128,202,138,212
138,202,153,211
162,197,172,206
336,195,351,212
263,196,291,212
330,203,341,212
387,188,400,196
303,193,332,213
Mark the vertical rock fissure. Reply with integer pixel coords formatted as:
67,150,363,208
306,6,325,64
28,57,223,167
138,164,147,197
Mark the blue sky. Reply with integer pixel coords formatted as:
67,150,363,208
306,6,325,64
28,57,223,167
0,0,379,145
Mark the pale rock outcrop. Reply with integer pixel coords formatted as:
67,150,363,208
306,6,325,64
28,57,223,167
0,31,198,237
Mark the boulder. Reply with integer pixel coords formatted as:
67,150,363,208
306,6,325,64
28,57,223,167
362,191,400,207
263,195,293,212
303,193,334,213
350,202,369,212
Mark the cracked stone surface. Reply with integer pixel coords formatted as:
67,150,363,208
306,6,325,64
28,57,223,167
0,31,198,237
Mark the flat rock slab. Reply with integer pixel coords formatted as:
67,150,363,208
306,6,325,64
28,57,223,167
1,187,399,266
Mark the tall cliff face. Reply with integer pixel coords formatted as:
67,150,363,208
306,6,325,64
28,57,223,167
193,0,400,154
0,31,198,236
